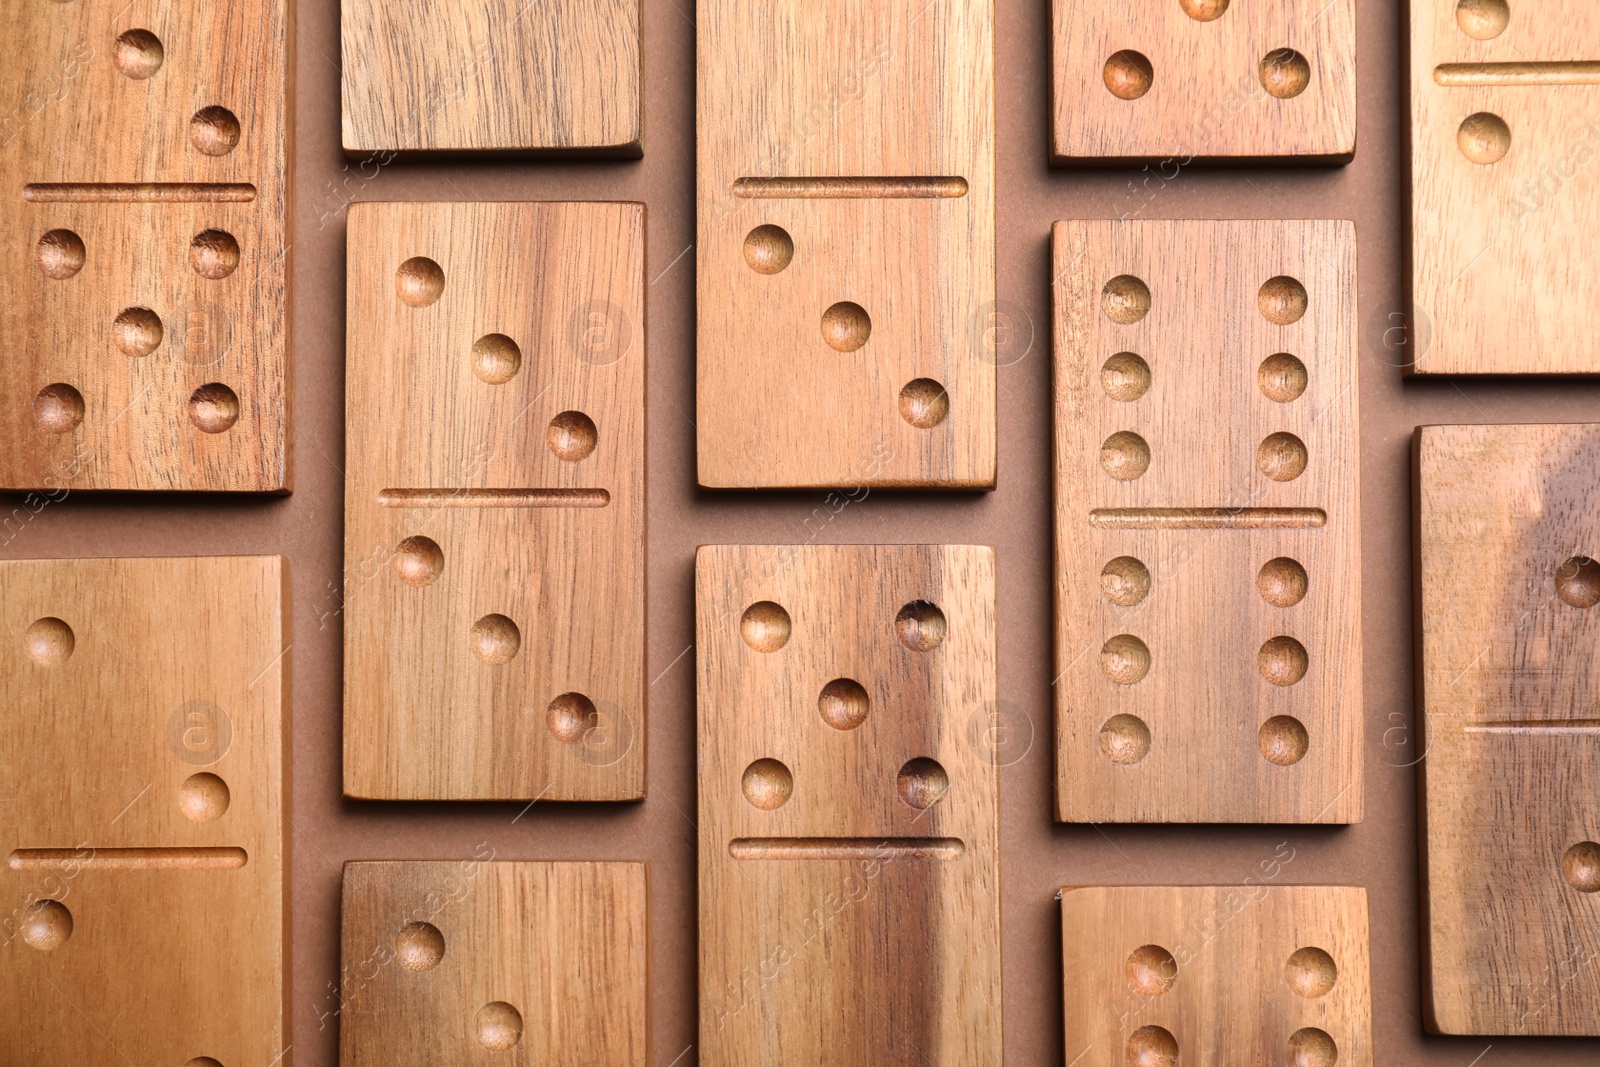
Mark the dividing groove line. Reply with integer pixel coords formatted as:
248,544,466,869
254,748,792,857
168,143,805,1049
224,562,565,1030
1088,507,1327,530
378,488,610,509
9,846,249,870
728,837,967,860
732,176,969,199
1435,62,1600,86
1464,719,1600,735
23,182,259,203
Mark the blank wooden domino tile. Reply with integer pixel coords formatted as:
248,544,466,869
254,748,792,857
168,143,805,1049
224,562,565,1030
0,556,288,1067
342,0,641,156
342,201,645,802
1061,885,1373,1066
1051,0,1356,163
340,861,648,1066
1417,423,1600,1034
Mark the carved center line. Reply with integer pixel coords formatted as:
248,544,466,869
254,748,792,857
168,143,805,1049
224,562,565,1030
9,846,248,870
378,488,610,509
1088,507,1327,530
1464,719,1600,734
728,837,966,860
23,183,258,203
732,176,969,199
1436,62,1600,86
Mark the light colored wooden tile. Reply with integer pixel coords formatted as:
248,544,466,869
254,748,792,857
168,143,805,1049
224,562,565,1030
340,860,649,1065
1409,0,1600,373
1051,1,1356,163
342,201,645,801
1417,423,1600,1034
341,0,640,157
0,0,290,491
1061,884,1372,1066
1052,219,1362,823
695,544,1001,1065
695,1,995,488
0,556,288,1065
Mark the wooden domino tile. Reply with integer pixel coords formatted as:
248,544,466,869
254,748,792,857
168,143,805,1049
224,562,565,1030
695,1,995,489
0,556,288,1065
1061,885,1373,1065
1052,220,1362,824
343,201,645,802
1417,423,1600,1034
0,0,290,491
1409,0,1600,373
342,0,641,157
340,861,649,1066
1051,0,1356,164
696,544,1001,1065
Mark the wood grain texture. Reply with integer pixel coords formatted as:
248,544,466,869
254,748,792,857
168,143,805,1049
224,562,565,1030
696,544,1001,1066
1051,0,1356,163
341,0,641,157
1052,220,1362,823
1416,423,1600,1034
0,0,291,491
695,0,995,489
0,556,288,1066
1061,885,1373,1066
343,202,645,801
340,860,649,1066
1409,0,1600,374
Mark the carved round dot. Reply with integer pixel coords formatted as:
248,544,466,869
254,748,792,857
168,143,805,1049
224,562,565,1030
1101,352,1151,402
898,378,949,429
394,921,444,972
1260,48,1312,99
741,758,793,810
190,229,240,280
1179,0,1229,20
1101,634,1151,685
1099,713,1151,765
471,334,521,384
1258,636,1309,687
474,1002,523,1051
1100,431,1151,481
547,410,598,461
113,306,163,357
547,692,599,744
392,535,444,587
1126,1024,1178,1067
1555,556,1600,609
395,256,445,307
178,772,230,822
1103,50,1154,100
184,1059,224,1067
895,600,947,651
188,383,239,434
1286,1027,1338,1067
1562,841,1600,892
1259,353,1308,402
20,900,72,951
113,29,163,79
1258,432,1308,482
739,601,791,653
1286,946,1339,998
37,229,85,279
1101,557,1151,607
1260,715,1310,766
819,678,870,731
1101,275,1151,324
24,617,74,664
1125,944,1178,996
1456,0,1510,39
1258,276,1308,325
1258,557,1309,608
470,614,521,665
743,224,794,274
34,384,84,434
1458,112,1511,164
190,106,241,156
897,757,949,809
821,301,871,352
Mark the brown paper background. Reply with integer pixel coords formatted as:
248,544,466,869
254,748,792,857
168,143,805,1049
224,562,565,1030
6,0,1600,1062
